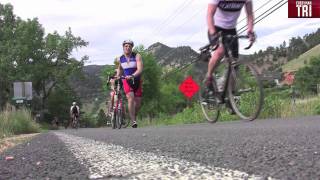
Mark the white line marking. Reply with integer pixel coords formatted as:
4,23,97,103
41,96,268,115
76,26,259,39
55,132,270,179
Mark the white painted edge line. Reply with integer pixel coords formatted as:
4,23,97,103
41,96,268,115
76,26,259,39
55,132,271,180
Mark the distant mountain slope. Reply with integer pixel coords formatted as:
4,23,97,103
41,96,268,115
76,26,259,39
70,65,108,102
282,44,320,72
146,42,199,68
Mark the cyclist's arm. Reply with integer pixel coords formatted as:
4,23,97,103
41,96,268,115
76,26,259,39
207,3,218,35
132,53,143,78
245,1,254,34
116,58,123,78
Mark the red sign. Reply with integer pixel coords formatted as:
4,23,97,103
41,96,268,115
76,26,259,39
179,76,199,99
289,0,320,18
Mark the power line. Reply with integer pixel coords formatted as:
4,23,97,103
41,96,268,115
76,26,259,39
152,0,192,32
238,0,288,34
150,0,194,41
237,0,275,26
185,0,283,43
160,7,203,43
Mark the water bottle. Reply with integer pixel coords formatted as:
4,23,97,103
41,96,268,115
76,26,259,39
216,71,227,92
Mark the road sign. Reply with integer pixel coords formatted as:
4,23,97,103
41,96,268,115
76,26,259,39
12,82,32,107
179,76,199,99
13,82,32,100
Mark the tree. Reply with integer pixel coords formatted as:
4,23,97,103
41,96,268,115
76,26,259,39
0,3,17,109
97,109,107,127
295,56,320,94
47,84,80,125
134,45,162,120
0,3,88,112
31,28,88,110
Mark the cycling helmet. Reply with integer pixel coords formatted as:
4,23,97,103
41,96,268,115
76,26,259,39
122,39,134,47
72,102,76,105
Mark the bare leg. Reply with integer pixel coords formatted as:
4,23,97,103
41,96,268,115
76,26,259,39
134,97,142,117
206,46,225,78
126,92,136,123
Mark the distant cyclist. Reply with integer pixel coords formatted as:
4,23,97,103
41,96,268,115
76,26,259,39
205,0,255,95
116,39,143,128
70,102,80,124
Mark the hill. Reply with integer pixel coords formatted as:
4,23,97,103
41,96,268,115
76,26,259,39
282,44,320,72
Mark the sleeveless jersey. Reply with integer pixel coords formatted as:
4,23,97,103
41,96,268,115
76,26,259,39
119,52,140,80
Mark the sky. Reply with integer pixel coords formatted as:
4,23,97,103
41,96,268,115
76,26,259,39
2,0,320,65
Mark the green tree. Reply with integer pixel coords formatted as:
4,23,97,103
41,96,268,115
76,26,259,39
295,56,320,94
0,3,17,108
47,84,80,125
31,28,88,110
0,3,88,112
97,109,107,127
134,45,162,120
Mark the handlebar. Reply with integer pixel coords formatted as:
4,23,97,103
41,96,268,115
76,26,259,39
118,75,135,84
107,75,135,87
199,33,255,52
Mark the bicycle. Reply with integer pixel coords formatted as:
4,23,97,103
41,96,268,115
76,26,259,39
198,32,264,123
110,76,130,129
71,113,79,129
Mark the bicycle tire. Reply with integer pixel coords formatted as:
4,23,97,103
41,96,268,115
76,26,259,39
72,116,77,129
117,109,122,129
111,110,116,129
198,75,221,123
122,110,130,128
228,62,264,120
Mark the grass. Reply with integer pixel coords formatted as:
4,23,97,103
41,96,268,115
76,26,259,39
280,96,320,118
139,93,320,127
139,103,239,127
282,44,320,72
0,106,41,139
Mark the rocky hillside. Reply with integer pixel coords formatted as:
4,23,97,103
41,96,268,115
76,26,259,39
70,65,107,102
147,42,199,69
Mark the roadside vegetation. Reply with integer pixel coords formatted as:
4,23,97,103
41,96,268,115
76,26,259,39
0,106,40,139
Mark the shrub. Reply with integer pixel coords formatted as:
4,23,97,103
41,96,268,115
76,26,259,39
0,107,40,138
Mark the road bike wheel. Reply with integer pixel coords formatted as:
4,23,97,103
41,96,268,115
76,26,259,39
121,109,130,128
111,110,116,129
116,109,122,129
76,117,80,129
197,75,221,123
228,62,264,120
72,116,77,129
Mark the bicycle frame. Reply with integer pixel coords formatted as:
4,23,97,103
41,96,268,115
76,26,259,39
113,81,124,113
111,76,130,129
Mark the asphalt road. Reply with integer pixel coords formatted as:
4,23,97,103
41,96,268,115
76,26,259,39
1,116,320,179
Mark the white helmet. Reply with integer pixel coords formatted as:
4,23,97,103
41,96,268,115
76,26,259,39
72,102,76,105
122,39,134,47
